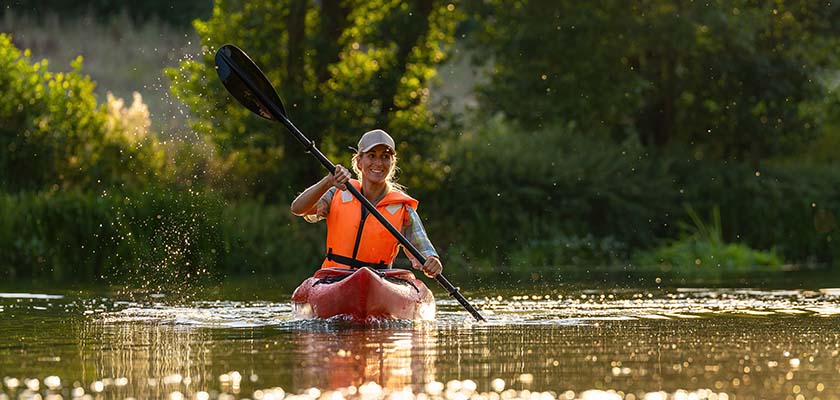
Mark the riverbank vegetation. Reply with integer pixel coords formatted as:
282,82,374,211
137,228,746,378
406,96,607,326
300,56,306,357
1,1,839,286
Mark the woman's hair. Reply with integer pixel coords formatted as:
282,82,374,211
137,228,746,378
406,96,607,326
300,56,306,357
351,150,407,194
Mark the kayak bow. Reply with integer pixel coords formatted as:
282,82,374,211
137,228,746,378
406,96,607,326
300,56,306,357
291,267,436,321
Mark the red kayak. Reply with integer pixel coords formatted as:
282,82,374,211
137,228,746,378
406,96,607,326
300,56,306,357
291,267,436,321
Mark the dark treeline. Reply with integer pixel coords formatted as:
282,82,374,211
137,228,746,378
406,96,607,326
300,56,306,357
0,0,211,27
1,1,839,286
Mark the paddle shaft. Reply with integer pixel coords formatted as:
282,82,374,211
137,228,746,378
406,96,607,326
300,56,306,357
218,51,486,322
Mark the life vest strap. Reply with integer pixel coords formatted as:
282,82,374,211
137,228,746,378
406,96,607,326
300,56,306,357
326,250,390,270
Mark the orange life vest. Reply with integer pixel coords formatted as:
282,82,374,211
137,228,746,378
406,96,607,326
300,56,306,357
321,179,418,269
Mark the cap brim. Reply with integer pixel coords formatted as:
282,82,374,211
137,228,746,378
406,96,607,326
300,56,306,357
359,143,395,153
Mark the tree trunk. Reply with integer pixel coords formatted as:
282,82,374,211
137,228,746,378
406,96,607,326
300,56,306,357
317,0,352,83
378,0,435,118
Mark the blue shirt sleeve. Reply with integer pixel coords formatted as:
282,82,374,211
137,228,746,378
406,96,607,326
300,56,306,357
402,206,439,259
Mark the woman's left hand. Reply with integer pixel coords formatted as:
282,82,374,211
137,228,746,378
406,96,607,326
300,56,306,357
420,256,443,278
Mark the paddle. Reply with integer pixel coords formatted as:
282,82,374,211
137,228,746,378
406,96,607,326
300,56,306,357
215,44,486,322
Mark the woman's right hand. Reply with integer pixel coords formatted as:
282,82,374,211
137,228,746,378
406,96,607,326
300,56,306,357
291,165,351,216
329,164,351,191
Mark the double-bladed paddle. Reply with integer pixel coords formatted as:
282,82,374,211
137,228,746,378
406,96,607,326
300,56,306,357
215,44,485,322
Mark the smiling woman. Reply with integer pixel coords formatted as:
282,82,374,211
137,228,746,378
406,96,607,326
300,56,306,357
290,129,442,278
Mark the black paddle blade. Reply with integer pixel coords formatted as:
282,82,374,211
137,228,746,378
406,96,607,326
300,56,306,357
215,44,287,121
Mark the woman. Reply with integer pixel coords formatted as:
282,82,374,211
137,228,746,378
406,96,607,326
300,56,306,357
290,129,443,277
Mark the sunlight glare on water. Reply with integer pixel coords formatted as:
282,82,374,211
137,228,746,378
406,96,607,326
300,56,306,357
1,376,732,400
450,287,840,323
87,287,840,327
2,287,840,399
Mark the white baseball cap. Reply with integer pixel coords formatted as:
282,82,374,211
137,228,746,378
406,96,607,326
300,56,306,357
357,129,396,153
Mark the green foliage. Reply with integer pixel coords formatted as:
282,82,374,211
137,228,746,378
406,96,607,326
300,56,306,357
167,0,463,200
4,3,840,286
0,189,222,285
0,34,169,192
633,240,784,279
428,115,840,273
508,234,628,270
0,189,325,285
632,205,784,279
466,1,840,161
781,76,840,165
673,160,840,264
219,199,324,277
428,116,677,271
1,9,202,137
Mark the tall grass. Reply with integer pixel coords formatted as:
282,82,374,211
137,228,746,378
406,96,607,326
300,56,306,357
632,205,784,280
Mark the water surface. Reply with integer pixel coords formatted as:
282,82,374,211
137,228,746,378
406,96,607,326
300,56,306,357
2,287,840,399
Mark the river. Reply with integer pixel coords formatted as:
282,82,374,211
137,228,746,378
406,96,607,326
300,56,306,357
2,285,840,399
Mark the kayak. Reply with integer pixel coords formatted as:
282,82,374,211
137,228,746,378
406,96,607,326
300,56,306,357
291,267,436,321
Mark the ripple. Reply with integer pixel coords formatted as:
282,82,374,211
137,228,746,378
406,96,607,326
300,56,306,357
100,301,295,327
438,288,840,324
0,293,64,299
6,288,840,329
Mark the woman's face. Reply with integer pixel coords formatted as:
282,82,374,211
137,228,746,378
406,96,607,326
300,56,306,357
357,144,394,184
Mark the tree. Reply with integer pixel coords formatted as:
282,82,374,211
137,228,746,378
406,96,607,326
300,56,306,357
168,0,462,200
466,0,840,161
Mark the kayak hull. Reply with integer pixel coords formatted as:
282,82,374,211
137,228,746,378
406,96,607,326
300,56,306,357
291,267,435,321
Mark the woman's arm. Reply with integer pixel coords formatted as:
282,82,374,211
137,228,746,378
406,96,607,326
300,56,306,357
290,165,351,216
403,206,443,277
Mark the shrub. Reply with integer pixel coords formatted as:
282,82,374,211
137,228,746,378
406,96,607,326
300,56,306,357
673,160,840,265
0,189,224,287
0,33,170,192
0,189,326,287
428,116,840,273
218,200,325,278
428,116,677,272
632,206,784,279
508,234,629,270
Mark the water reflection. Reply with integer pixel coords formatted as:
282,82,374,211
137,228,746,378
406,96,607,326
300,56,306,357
74,316,439,398
291,326,436,390
81,321,214,399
